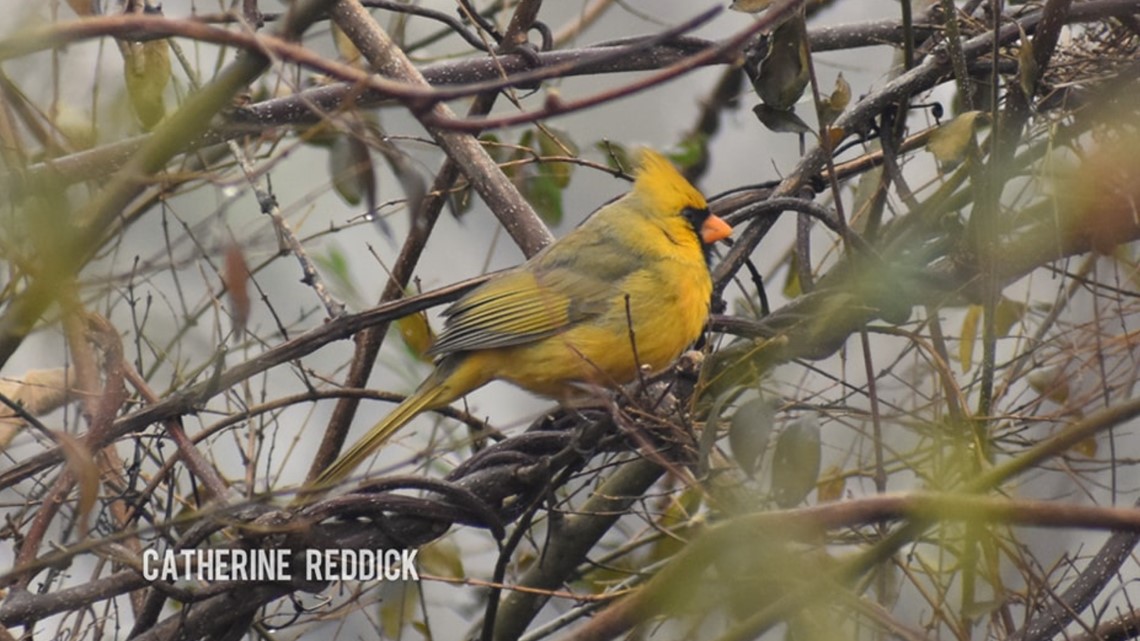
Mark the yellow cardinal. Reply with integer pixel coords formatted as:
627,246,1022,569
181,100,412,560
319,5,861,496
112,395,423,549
315,149,732,487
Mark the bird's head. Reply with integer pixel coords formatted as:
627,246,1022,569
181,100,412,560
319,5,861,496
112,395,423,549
631,149,733,246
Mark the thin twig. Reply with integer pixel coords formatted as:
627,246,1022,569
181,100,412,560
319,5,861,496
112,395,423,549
331,0,553,256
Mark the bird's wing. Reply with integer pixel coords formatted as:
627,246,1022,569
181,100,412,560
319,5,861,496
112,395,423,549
427,238,639,356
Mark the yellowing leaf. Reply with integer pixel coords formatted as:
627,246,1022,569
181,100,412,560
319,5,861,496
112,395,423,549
783,252,803,298
1027,367,1070,404
959,304,982,372
419,539,464,578
995,297,1027,337
958,299,1024,372
123,40,170,130
730,0,773,12
331,23,363,68
926,111,982,167
816,465,846,503
824,126,847,149
53,104,96,150
1072,436,1097,458
829,73,851,111
649,488,704,563
379,583,417,639
661,486,703,528
818,73,850,126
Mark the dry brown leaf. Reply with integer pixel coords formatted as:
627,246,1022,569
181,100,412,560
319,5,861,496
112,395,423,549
0,367,78,416
0,367,79,450
65,0,97,16
223,242,251,337
1060,131,1140,255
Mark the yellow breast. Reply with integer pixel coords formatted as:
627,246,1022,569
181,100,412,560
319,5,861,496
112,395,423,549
476,249,712,399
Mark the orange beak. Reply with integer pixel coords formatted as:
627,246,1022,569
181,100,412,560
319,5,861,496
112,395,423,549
700,214,733,244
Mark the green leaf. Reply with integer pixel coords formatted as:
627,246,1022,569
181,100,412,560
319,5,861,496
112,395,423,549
314,245,362,305
516,129,534,150
729,397,776,477
522,172,563,225
479,133,507,161
536,128,577,188
298,121,338,148
316,246,349,283
753,104,813,135
696,338,783,409
782,252,803,298
595,141,633,174
668,133,708,171
699,392,731,477
771,416,821,508
448,184,475,218
751,16,809,111
329,134,374,207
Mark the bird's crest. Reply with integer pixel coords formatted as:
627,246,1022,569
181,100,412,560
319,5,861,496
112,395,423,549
631,149,708,216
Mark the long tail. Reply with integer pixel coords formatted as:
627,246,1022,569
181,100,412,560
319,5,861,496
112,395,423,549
309,356,487,493
313,381,452,490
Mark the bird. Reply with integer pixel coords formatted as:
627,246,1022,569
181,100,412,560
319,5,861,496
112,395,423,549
314,149,733,488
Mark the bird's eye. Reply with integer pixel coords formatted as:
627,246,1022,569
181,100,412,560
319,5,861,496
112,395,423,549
681,207,709,231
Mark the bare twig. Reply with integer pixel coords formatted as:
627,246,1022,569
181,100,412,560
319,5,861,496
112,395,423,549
331,0,553,256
